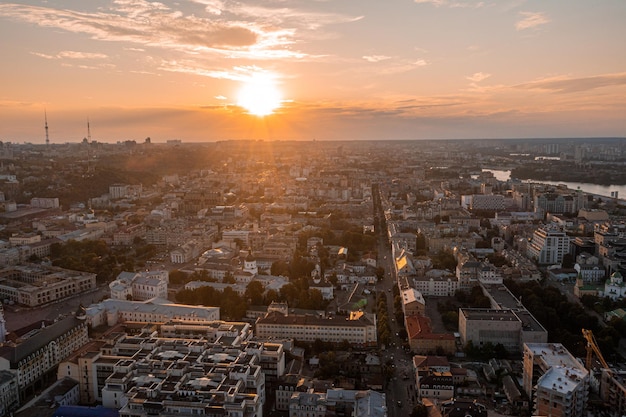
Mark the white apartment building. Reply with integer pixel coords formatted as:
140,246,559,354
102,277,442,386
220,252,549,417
527,228,570,265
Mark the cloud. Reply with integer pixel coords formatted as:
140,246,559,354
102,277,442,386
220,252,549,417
159,61,278,83
514,72,626,93
32,51,108,60
189,0,224,15
516,11,550,31
362,55,391,63
466,72,491,82
414,0,484,8
0,1,359,62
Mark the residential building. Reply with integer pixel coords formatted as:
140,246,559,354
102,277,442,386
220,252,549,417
0,265,96,307
0,317,88,401
523,343,589,417
256,310,377,348
289,389,387,417
109,270,168,301
110,338,265,417
405,315,455,355
417,373,454,400
0,370,18,417
401,288,425,316
527,228,570,265
83,298,220,328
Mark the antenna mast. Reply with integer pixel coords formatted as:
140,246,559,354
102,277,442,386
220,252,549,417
45,110,50,147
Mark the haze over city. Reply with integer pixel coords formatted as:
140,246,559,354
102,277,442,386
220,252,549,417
1,0,625,142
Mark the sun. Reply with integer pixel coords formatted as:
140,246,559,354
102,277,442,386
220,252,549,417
236,73,282,116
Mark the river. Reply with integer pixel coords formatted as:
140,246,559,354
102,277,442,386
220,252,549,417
483,169,626,199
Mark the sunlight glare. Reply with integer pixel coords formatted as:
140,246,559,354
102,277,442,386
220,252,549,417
237,73,282,116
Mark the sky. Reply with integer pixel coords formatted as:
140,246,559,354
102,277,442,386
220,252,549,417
1,0,625,143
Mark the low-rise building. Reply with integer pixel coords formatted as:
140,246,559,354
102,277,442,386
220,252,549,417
83,297,220,328
418,373,454,400
0,264,96,307
109,270,168,301
405,315,455,355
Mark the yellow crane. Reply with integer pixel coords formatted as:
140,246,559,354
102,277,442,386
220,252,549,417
582,328,610,370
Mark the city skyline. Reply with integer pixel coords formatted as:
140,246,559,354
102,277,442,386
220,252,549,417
1,0,625,143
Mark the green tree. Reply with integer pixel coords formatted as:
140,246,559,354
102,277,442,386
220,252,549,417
245,280,265,305
169,269,189,285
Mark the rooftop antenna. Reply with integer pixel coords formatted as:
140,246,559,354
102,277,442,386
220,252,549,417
45,110,50,147
87,117,91,143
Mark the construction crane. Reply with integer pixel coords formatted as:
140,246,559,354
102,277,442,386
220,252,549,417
582,328,610,370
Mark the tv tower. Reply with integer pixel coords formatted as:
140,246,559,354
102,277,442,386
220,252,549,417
45,110,50,147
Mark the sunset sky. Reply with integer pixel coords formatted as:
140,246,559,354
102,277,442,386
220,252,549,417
1,0,625,143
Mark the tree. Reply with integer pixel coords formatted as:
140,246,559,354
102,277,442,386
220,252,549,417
169,269,189,285
411,404,428,417
245,280,265,305
271,260,289,276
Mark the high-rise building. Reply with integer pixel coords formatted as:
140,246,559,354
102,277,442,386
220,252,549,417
527,228,570,265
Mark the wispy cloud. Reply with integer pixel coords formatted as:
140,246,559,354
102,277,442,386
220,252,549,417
514,72,626,93
32,51,108,60
466,72,491,82
0,1,359,61
362,55,391,63
189,0,224,15
516,11,550,31
414,0,484,8
159,61,278,84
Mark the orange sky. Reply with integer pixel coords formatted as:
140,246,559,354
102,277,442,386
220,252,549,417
1,0,625,143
